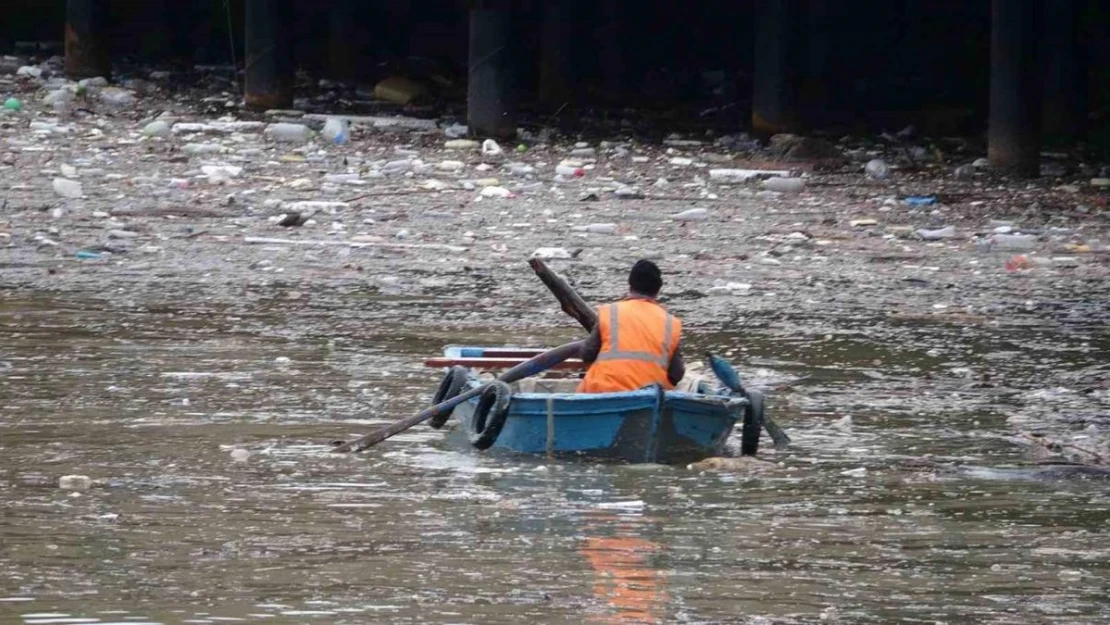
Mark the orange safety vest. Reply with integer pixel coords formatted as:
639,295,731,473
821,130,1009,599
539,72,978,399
578,299,682,393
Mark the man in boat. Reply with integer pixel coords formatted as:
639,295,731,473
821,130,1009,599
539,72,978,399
578,260,685,393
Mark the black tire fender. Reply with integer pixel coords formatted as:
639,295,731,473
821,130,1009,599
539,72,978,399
740,389,765,456
429,366,470,429
469,381,512,450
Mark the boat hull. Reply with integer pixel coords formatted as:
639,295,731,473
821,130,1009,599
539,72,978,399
452,382,744,464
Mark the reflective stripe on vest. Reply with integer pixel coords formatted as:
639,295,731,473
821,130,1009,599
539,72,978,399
595,303,675,366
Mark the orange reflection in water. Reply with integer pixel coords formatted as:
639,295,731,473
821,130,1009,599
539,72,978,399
579,521,666,624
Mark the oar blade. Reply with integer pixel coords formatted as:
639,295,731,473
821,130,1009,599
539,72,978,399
706,352,743,392
706,352,791,449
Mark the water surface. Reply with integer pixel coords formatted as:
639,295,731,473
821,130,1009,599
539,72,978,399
2,291,1108,624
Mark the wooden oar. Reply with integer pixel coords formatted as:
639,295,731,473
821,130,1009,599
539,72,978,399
332,340,585,453
528,258,792,447
528,258,598,331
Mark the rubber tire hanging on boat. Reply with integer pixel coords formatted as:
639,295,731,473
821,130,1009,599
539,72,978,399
740,389,765,456
429,366,470,429
469,381,512,450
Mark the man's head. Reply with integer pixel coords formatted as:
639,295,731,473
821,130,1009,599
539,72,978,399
628,259,663,298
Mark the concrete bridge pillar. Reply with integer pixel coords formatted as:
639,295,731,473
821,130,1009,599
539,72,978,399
329,0,360,81
468,1,517,139
244,0,295,110
752,0,802,135
988,0,1042,176
539,0,573,108
65,0,111,79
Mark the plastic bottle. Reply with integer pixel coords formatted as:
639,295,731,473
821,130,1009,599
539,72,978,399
444,123,468,138
43,89,75,113
481,139,503,156
183,143,223,156
762,177,806,193
381,160,412,175
321,117,349,144
445,139,479,150
79,76,109,91
865,159,889,180
99,88,136,108
954,164,975,179
905,195,938,206
141,120,171,138
52,178,83,199
574,223,617,234
672,208,709,221
990,234,1037,251
555,164,585,177
916,226,955,240
508,163,535,176
30,121,67,134
323,173,360,184
709,169,778,183
265,122,313,144
479,186,513,198
201,165,242,184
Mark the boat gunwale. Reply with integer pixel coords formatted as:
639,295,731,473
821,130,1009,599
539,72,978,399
458,379,749,410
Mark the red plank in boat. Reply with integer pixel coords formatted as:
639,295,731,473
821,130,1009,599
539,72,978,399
425,357,587,370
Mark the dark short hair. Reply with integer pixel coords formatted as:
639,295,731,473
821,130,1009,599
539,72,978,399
629,259,662,297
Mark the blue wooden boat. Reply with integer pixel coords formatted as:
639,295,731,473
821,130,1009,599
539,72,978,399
425,346,757,464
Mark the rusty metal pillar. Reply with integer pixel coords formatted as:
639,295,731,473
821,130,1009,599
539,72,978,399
539,0,572,107
1041,0,1085,145
329,0,359,81
988,0,1042,176
752,0,801,135
468,2,516,139
244,0,294,110
65,0,111,79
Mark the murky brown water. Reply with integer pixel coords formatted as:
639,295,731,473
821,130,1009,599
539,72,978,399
2,290,1108,625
